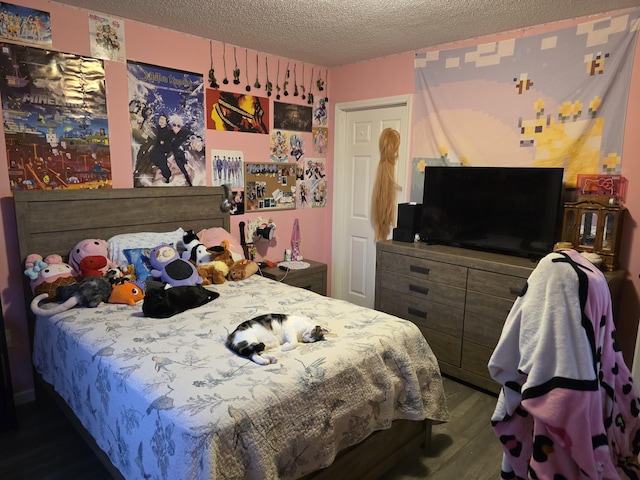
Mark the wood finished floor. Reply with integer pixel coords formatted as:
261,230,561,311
0,375,503,479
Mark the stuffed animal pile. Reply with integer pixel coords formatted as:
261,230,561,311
24,230,260,317
181,230,259,284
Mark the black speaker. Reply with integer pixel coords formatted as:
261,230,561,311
392,228,415,243
397,203,422,233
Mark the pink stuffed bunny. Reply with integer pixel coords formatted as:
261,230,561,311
68,239,118,278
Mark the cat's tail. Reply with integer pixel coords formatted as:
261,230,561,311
30,293,79,317
227,339,277,365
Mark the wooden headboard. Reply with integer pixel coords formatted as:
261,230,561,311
14,186,230,348
13,186,230,262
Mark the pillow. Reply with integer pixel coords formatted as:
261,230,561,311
197,227,245,262
108,228,185,267
123,247,154,281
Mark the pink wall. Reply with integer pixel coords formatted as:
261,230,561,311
0,0,331,400
331,9,640,363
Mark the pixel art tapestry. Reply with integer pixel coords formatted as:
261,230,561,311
413,10,640,188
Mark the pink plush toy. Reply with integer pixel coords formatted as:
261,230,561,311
68,239,118,278
24,253,77,302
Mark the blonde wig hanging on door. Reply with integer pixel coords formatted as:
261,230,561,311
371,128,401,242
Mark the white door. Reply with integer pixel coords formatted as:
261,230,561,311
332,96,411,307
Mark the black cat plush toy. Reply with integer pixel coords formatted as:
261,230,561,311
142,284,219,318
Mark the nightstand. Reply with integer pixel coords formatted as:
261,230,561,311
260,259,327,296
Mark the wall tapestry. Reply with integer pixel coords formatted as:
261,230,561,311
128,61,205,187
205,88,269,133
0,3,51,48
0,44,110,190
413,9,640,188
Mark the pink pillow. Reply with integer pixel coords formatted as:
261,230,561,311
197,228,245,262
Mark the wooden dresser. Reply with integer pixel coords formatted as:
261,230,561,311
374,240,623,394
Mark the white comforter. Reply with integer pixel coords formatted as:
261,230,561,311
33,275,449,480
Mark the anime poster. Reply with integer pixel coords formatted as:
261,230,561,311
312,98,327,127
296,178,311,209
270,129,289,161
128,61,205,187
1,44,111,190
273,101,312,132
205,88,269,133
289,132,305,161
0,3,51,48
305,158,326,208
89,13,125,62
211,149,243,188
312,127,327,155
311,178,327,208
270,129,306,162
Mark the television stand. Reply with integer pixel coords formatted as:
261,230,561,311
374,240,624,393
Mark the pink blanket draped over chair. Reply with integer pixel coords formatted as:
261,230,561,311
489,249,640,479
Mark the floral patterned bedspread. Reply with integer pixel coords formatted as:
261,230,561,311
33,275,449,480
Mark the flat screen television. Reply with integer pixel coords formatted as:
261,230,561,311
419,166,564,260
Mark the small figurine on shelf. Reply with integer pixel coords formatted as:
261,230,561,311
291,218,301,261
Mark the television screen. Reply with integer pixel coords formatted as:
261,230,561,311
419,166,564,259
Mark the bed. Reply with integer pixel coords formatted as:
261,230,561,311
13,186,449,480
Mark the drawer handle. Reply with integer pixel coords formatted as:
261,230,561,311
410,265,430,276
409,284,429,296
408,307,427,319
509,286,523,295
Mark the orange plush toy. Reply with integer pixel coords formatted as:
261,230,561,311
228,259,259,281
108,281,145,305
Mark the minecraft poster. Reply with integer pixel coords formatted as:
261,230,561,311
413,9,640,187
0,44,111,190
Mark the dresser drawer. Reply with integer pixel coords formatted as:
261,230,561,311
379,271,466,308
414,324,462,367
378,251,467,287
461,341,496,382
463,310,506,348
465,291,515,324
378,288,463,338
467,269,527,300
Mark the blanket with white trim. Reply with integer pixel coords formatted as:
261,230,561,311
489,249,640,479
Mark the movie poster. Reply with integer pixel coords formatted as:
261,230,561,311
128,61,205,187
0,44,111,190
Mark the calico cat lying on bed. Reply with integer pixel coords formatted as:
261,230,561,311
226,313,328,365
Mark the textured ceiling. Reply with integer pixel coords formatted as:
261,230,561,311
54,0,640,67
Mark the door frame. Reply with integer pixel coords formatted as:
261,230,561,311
331,94,412,298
